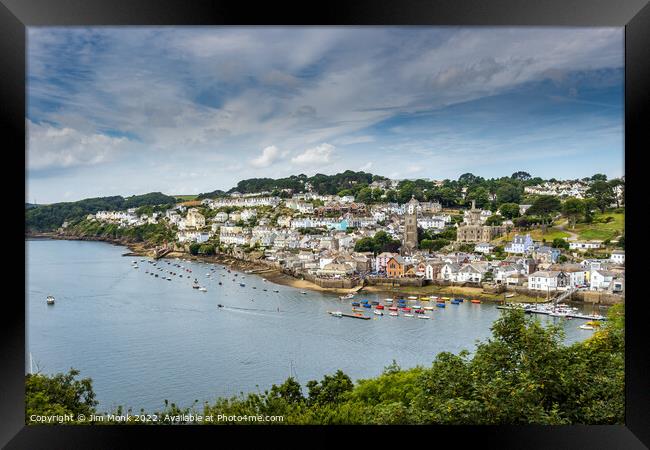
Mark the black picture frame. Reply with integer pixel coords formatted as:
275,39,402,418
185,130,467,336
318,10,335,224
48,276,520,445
4,0,648,447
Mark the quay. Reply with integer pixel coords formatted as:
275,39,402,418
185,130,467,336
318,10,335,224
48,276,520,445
496,305,607,321
328,311,371,320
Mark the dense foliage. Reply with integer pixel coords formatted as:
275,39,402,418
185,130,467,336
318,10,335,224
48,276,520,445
353,231,401,254
26,306,624,425
26,192,177,232
65,219,176,246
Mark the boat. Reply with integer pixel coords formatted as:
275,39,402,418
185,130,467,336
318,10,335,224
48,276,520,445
388,307,398,311
371,300,380,305
374,310,384,316
414,309,425,314
401,307,412,312
329,311,343,317
505,293,515,298
351,302,360,306
407,296,418,300
441,297,450,301
579,324,595,330
436,303,446,308
430,296,438,300
218,282,222,285
412,304,422,309
418,315,430,319
389,312,399,317
340,293,355,300
363,304,372,309
198,287,207,292
450,300,460,305
423,306,434,311
404,313,414,317
46,295,55,305
192,279,200,288
240,283,246,287
352,308,365,312
471,299,481,304
376,305,385,310
273,290,279,293
301,291,307,295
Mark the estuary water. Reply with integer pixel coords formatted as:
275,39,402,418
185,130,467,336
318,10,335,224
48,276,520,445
26,239,598,412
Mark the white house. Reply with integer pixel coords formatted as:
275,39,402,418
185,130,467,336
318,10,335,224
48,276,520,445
456,264,487,283
569,241,602,251
527,271,570,291
474,242,494,254
590,269,615,291
439,263,461,281
505,234,535,254
177,230,210,243
610,250,625,265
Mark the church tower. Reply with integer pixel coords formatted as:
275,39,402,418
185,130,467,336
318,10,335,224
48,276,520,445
403,196,419,255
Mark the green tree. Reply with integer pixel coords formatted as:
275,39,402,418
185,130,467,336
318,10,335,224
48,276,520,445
26,368,98,423
485,215,503,226
189,243,201,255
496,184,522,205
586,181,615,214
499,203,521,220
562,198,585,229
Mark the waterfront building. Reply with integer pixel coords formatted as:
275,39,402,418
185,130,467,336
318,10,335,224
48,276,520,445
610,250,625,265
527,270,570,291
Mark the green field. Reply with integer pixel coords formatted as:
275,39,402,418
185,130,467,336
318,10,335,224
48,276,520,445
496,228,571,243
174,195,198,201
574,212,624,241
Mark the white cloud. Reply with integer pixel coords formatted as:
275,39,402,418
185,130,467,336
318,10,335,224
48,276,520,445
27,120,127,170
291,143,335,166
359,162,373,171
250,145,282,168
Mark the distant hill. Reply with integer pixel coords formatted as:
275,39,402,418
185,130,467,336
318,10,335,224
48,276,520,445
25,192,177,232
217,170,388,197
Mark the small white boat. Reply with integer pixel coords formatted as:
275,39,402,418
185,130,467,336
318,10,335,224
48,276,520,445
418,315,430,319
374,310,384,316
505,293,515,298
198,287,207,292
404,313,414,317
329,311,343,317
579,324,595,330
301,291,307,295
423,306,435,311
339,293,355,300
46,295,55,305
407,296,418,300
389,312,398,316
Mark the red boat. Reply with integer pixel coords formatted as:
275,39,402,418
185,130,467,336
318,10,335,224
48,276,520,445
376,305,384,310
415,309,425,314
471,299,481,304
401,307,412,312
388,307,398,311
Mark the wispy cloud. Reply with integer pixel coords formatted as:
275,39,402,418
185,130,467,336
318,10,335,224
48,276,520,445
26,27,624,202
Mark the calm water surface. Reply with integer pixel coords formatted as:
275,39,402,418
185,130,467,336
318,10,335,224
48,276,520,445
27,239,600,412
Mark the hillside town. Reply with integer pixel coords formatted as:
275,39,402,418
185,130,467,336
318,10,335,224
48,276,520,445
81,175,625,299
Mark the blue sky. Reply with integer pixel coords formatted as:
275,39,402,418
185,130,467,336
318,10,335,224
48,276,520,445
27,27,624,203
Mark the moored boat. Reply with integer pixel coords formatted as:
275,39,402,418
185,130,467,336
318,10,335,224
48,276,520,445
376,304,385,310
418,315,430,319
436,303,446,308
389,312,399,316
374,310,384,316
46,295,55,305
471,299,481,304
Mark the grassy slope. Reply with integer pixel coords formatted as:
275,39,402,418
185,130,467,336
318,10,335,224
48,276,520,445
573,212,624,241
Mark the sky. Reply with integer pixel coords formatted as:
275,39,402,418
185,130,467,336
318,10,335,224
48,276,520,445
27,27,624,204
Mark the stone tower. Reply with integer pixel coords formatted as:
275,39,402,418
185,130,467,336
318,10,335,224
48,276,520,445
403,196,419,255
